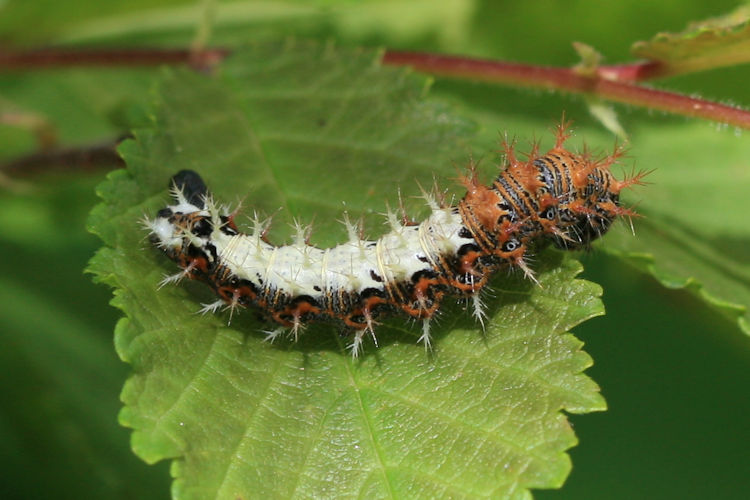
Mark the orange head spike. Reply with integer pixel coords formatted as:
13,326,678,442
581,143,593,162
457,158,483,192
553,115,573,149
500,133,518,166
594,142,627,172
615,167,653,192
524,137,541,162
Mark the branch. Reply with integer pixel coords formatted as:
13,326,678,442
2,46,749,129
382,51,750,129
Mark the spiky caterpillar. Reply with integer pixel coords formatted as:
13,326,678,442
147,123,641,355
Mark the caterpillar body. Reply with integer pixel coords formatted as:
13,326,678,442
147,124,641,355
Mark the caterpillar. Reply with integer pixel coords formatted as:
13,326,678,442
147,123,642,355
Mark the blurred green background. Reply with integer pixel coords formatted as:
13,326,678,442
1,1,748,498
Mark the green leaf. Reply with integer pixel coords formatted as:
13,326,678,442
631,5,750,75
88,42,605,498
601,122,750,334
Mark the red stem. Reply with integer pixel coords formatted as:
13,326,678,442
1,47,749,130
382,51,750,129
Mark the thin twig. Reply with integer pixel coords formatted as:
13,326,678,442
1,137,125,176
0,47,229,71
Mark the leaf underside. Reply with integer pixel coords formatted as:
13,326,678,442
87,42,606,499
631,4,750,73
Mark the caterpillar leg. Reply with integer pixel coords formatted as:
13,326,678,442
262,327,286,343
349,329,368,359
158,261,198,289
290,312,307,342
471,293,487,331
418,316,433,351
198,299,225,315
